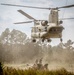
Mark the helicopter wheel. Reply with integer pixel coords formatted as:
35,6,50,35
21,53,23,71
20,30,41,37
42,39,45,42
32,39,36,42
47,39,51,42
60,38,63,42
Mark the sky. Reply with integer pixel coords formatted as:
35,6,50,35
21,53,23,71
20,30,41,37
0,0,74,45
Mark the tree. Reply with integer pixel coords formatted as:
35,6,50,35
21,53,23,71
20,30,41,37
0,43,4,62
10,29,27,44
0,28,10,44
63,39,74,50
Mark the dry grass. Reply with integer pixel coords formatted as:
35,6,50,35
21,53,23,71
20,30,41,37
2,67,74,75
0,62,74,75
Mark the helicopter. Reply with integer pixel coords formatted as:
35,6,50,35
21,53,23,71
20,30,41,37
1,3,74,42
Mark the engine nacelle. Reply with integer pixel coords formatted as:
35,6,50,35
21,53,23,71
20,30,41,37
41,20,48,26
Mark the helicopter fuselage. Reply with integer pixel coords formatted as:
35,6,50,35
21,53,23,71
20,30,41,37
31,23,64,40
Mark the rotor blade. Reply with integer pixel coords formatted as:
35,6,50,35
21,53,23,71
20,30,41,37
1,3,74,10
1,3,50,9
18,10,37,20
58,4,74,9
60,18,74,20
14,21,33,24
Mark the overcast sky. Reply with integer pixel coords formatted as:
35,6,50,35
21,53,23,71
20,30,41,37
0,0,74,45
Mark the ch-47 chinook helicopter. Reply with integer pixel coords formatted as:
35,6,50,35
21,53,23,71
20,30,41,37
1,3,74,42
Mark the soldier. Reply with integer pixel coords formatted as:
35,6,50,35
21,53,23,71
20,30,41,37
43,63,48,70
37,58,43,70
33,59,38,69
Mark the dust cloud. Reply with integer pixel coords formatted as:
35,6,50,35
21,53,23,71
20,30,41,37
0,28,74,72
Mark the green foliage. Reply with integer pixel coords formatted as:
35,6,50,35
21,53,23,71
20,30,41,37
3,67,74,75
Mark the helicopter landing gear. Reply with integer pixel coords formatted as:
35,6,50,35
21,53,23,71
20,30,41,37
42,39,45,42
32,39,36,42
47,39,51,42
60,38,63,42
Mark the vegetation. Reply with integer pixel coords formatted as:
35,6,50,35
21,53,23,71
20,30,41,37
2,67,74,75
0,28,74,63
0,28,42,63
0,62,3,75
0,28,74,74
0,60,74,75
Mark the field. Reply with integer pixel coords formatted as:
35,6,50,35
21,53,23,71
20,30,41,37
0,63,74,75
2,67,74,75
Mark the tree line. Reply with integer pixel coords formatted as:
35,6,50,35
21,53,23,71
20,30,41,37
0,28,74,64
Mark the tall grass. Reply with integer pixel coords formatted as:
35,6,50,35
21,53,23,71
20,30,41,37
2,67,74,75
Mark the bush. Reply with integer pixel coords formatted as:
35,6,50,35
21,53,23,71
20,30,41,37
0,62,3,75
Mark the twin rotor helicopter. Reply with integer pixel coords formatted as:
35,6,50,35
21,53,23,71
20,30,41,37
1,3,74,42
